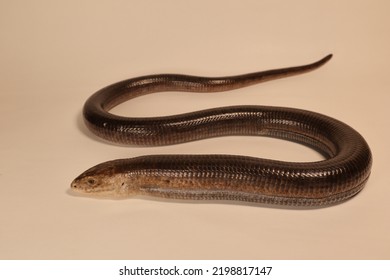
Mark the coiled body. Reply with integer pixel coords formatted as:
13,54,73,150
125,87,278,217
71,55,372,207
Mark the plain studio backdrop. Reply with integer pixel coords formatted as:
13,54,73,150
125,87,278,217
0,0,389,259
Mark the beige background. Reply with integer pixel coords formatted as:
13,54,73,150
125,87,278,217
1,0,389,259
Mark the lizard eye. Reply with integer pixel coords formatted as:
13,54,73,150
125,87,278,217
87,178,96,186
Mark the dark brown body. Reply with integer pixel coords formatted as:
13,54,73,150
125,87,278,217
71,55,372,207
